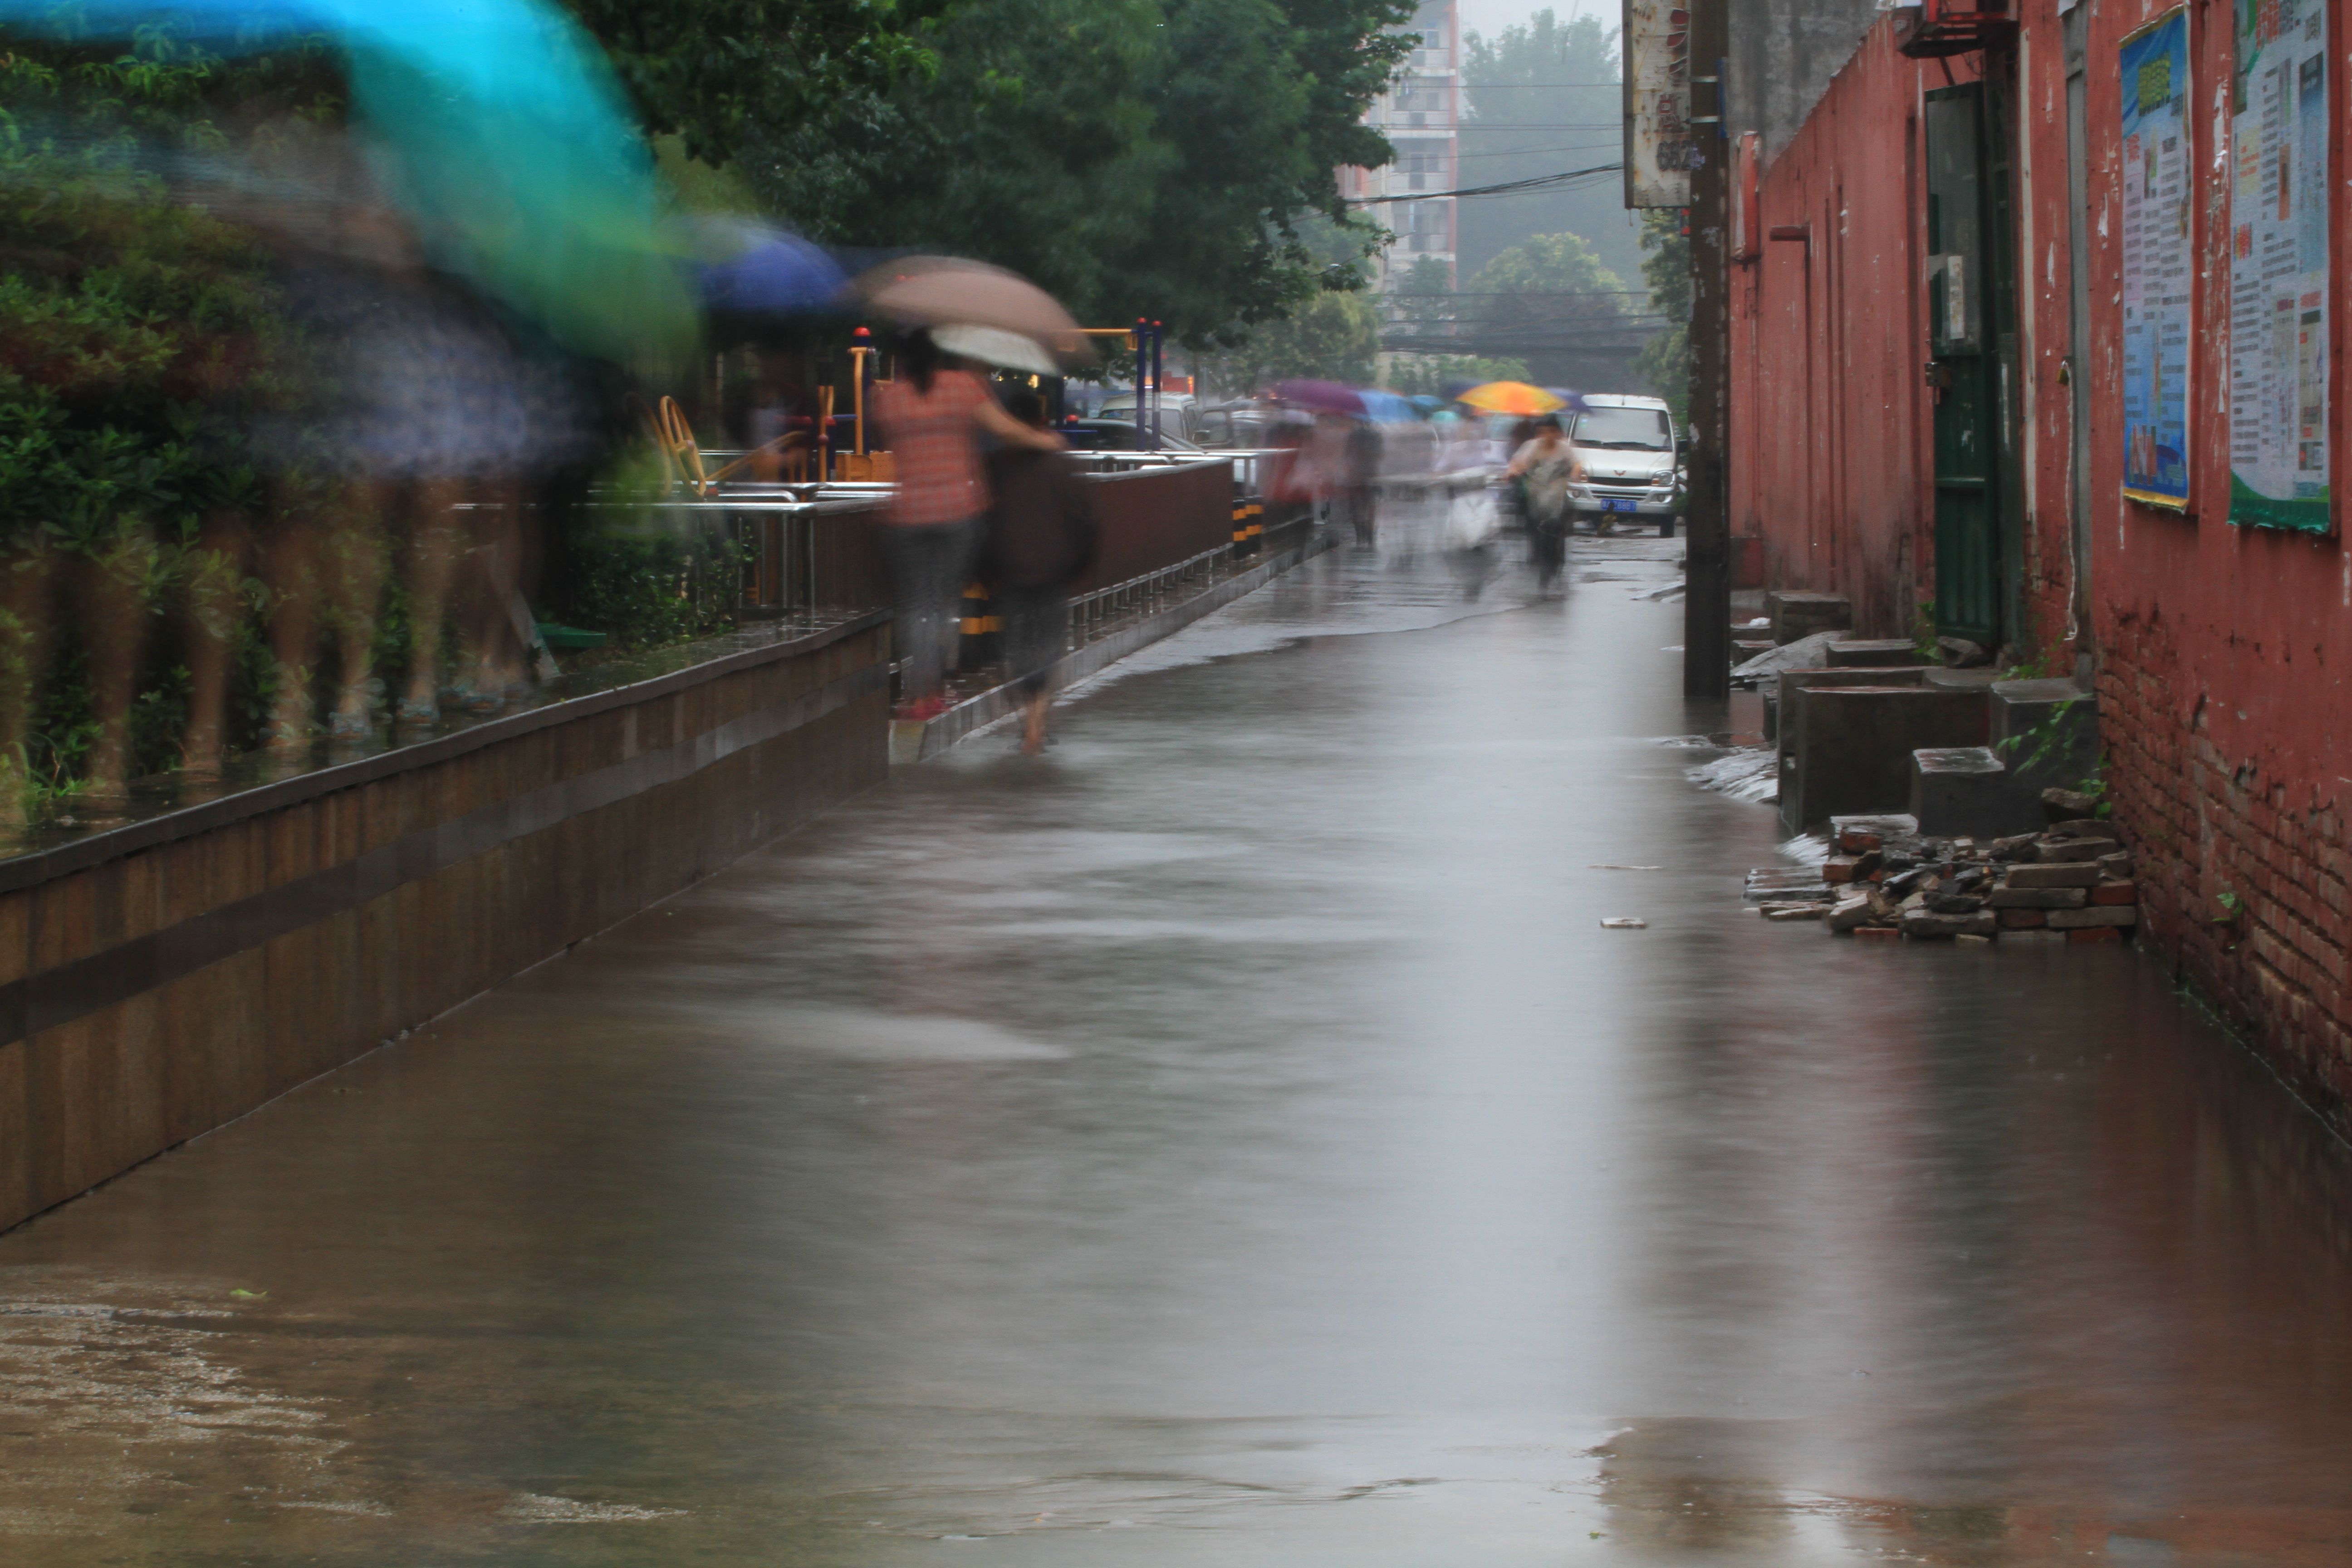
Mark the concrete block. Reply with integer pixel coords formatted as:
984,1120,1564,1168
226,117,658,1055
1828,639,1924,667
1987,886,2089,909
2007,862,2101,888
1989,677,2100,799
1774,666,1930,796
1902,909,1997,939
1911,746,2040,840
2047,905,2139,929
1780,685,1990,837
2038,837,2121,862
1826,894,1876,931
1768,590,1852,645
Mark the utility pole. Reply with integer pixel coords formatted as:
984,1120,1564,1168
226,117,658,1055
1681,0,1731,699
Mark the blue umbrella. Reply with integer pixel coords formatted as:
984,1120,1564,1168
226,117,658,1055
0,0,698,372
1356,389,1419,425
696,220,849,317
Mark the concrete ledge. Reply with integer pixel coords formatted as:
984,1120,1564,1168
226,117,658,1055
0,620,894,1234
1768,663,1929,748
894,528,1339,764
1769,590,1852,644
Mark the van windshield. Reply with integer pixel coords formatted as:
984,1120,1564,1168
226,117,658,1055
1571,407,1673,451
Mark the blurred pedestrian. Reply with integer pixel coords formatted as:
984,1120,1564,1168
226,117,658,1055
1507,413,1582,593
982,390,1097,755
873,328,1064,721
1343,416,1383,548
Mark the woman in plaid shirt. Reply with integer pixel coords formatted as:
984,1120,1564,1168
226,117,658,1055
873,329,1065,720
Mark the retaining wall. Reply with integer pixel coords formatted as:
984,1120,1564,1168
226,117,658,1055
0,614,891,1233
1078,460,1237,590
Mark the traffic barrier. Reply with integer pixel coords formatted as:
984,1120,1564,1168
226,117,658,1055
958,582,1002,671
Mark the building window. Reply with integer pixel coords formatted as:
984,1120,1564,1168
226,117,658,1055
1398,152,1447,191
1395,199,1451,250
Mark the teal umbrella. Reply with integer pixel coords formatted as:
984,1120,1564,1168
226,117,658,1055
1,0,697,372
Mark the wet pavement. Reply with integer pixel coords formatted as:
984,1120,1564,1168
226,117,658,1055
5,536,2352,1566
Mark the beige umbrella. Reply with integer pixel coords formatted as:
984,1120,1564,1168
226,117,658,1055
856,256,1092,366
933,323,1061,377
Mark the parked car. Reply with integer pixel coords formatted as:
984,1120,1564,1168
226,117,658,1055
1563,393,1682,536
1096,392,1199,441
1193,402,1289,449
1056,418,1205,454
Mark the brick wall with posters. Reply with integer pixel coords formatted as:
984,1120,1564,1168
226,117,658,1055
1727,0,2352,1123
2070,0,2352,1126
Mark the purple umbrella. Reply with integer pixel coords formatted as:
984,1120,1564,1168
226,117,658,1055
697,220,849,317
1270,379,1366,416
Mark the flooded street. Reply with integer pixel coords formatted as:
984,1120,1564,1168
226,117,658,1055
5,539,2352,1566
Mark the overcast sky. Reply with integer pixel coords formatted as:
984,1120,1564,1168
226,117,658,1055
1455,0,1613,47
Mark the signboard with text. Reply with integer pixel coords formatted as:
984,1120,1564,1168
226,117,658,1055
2229,0,2331,530
2120,10,2192,509
1623,0,1692,207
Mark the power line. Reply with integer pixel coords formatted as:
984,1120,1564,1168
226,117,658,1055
1448,139,1624,161
1386,289,1656,296
1346,161,1623,203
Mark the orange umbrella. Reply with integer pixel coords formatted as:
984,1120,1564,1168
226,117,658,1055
1457,380,1567,416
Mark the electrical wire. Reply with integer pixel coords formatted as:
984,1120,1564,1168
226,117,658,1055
1345,160,1624,203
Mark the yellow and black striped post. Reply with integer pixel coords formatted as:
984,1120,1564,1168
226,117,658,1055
957,582,1002,671
1232,500,1265,557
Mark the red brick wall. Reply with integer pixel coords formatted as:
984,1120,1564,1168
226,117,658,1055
1730,24,1955,640
1730,0,2352,1123
2101,603,2352,1123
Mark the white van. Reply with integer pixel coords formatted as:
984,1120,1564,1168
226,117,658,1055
1565,393,1682,534
1098,392,1199,441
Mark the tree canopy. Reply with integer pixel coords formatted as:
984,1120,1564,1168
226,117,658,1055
564,0,957,168
1632,207,1690,421
745,0,1414,343
1202,288,1381,392
1457,10,1635,284
1457,230,1632,386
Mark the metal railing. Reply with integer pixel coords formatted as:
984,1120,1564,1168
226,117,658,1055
596,450,1306,649
1064,544,1230,646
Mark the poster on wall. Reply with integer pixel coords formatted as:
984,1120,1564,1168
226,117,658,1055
2229,0,2330,531
2120,10,2193,509
1622,0,1692,208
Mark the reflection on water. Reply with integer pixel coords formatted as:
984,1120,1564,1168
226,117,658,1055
3,546,2352,1565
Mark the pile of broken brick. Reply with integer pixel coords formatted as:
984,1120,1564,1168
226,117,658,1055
1750,789,2137,946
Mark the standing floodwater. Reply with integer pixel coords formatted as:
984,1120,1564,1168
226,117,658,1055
3,540,2351,1566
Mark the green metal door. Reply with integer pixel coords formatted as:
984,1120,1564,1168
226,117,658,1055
1924,85,2002,650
